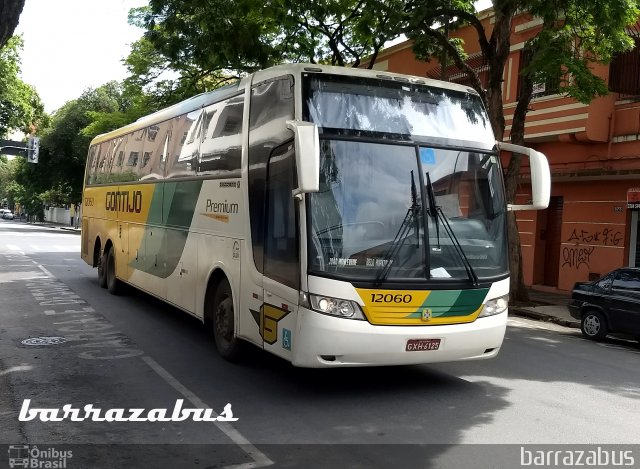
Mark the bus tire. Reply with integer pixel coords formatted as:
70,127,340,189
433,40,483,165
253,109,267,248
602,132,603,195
97,250,107,289
106,247,123,295
210,278,243,362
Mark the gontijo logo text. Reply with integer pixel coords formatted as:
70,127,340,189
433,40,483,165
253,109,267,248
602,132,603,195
105,190,143,213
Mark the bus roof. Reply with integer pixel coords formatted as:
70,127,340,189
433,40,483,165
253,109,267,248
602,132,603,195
251,63,479,96
89,63,481,146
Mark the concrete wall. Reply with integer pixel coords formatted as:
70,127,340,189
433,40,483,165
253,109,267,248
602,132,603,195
44,207,71,225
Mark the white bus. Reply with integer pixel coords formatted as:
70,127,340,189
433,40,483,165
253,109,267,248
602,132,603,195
81,64,550,367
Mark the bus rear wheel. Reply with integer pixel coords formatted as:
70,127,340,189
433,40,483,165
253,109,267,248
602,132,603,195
210,279,243,361
97,249,107,288
106,247,123,295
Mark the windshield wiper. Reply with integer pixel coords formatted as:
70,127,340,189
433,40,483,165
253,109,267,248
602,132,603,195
425,172,441,249
425,172,479,286
374,171,421,286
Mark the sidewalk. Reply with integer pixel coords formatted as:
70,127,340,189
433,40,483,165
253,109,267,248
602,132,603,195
509,285,579,329
19,219,81,234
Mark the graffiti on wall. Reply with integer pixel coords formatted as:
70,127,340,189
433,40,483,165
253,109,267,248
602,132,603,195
562,226,624,271
566,227,623,246
562,246,595,270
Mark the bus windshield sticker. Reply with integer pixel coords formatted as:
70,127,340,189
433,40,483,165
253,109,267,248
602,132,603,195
419,147,436,165
328,258,358,266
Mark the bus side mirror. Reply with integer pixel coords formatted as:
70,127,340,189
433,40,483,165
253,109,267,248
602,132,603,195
286,120,320,197
496,142,551,211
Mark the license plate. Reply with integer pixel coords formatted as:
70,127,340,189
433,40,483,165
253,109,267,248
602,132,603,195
406,338,441,351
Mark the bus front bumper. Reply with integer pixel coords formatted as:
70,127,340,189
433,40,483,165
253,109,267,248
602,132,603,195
292,308,507,368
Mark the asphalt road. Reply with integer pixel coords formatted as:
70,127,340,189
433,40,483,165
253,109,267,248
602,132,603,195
1,220,639,468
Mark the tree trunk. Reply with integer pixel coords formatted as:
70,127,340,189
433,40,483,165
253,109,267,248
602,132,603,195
484,9,531,303
504,68,534,303
0,0,26,49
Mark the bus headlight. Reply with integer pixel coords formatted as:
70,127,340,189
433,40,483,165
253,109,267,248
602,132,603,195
479,294,509,318
308,294,365,320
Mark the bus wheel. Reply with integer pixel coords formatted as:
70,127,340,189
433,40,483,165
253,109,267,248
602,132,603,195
97,250,107,288
106,247,123,295
211,279,243,361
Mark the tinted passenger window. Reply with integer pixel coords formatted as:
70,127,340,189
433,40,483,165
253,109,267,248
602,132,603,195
166,111,201,178
198,95,244,177
140,120,171,181
110,134,134,183
595,275,613,292
86,142,108,185
93,140,116,184
264,143,299,289
612,271,640,291
248,76,295,272
85,146,97,185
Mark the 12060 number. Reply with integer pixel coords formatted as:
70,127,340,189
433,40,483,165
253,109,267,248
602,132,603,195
370,293,412,303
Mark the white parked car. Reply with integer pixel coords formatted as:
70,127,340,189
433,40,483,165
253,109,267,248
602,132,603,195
1,209,14,220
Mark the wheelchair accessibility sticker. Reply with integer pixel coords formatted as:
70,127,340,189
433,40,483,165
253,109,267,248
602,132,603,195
282,329,292,351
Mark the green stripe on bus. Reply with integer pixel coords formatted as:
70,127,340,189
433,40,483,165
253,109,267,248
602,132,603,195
130,180,203,278
404,288,489,318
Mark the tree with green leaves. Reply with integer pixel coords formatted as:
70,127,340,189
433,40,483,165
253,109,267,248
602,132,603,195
0,155,19,204
14,82,140,206
122,36,221,108
0,0,25,49
128,0,405,84
120,0,639,301
404,0,640,301
0,36,46,137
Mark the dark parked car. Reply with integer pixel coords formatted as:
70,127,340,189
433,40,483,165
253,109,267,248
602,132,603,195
568,268,640,342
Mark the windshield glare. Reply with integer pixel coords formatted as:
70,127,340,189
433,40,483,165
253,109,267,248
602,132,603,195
304,73,495,150
307,140,508,282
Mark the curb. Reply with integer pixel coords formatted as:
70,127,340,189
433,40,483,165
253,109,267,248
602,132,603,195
59,227,81,234
19,221,81,234
510,307,580,329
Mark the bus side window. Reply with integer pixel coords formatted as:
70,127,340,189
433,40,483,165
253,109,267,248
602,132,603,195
85,146,97,185
166,111,200,178
110,134,129,183
120,128,145,183
140,121,171,181
264,143,299,290
198,94,243,177
94,140,114,184
248,75,295,272
88,143,106,185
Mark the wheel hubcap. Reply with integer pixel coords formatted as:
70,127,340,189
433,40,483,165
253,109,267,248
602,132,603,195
584,315,600,336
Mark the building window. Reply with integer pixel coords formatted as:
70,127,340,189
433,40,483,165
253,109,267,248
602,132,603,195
518,49,562,99
609,37,640,96
127,151,139,166
426,52,490,89
141,152,152,168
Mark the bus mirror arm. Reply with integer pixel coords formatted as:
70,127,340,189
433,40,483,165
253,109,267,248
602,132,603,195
496,142,551,212
286,120,320,196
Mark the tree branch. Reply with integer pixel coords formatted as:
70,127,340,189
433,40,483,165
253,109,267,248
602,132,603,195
435,7,492,61
422,28,484,98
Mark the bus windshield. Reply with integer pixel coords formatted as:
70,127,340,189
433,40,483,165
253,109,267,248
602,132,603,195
304,74,508,283
304,73,495,150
